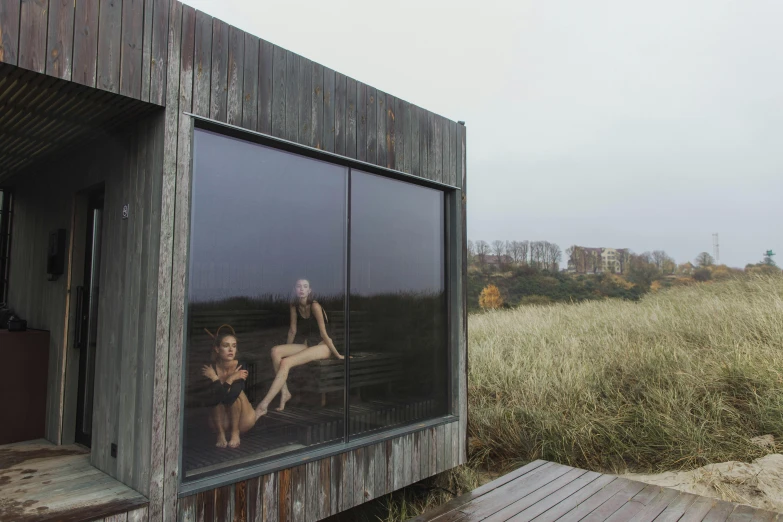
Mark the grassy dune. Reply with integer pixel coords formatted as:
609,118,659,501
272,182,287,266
469,275,783,474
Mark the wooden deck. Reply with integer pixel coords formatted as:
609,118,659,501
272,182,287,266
409,460,781,522
0,440,148,522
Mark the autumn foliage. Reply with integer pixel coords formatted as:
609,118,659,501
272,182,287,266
479,284,504,309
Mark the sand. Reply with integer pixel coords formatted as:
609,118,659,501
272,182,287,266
623,452,783,513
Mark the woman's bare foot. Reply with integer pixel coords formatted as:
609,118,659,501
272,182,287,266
254,403,268,421
228,433,241,448
216,434,228,448
276,389,292,411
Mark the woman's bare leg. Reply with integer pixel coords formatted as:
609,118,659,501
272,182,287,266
227,399,243,448
211,405,229,448
270,344,307,411
237,392,257,433
256,344,330,419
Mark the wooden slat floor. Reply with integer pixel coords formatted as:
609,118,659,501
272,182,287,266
408,460,781,522
0,439,147,522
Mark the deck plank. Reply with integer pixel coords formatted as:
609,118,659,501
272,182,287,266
485,468,589,521
506,471,604,522
678,497,716,522
626,488,680,522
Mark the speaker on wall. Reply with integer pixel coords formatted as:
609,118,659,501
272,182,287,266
47,229,67,281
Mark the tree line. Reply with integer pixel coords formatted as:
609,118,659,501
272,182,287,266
468,240,563,272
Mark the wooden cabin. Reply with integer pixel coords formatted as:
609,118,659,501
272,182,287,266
0,1,467,521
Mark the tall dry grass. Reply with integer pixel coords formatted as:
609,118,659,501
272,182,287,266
469,275,783,474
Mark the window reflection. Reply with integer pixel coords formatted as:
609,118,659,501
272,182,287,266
349,171,448,436
184,130,347,480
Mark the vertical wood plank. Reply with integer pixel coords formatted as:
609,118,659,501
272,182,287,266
442,116,452,185
444,421,453,471
278,469,292,522
247,476,262,522
365,86,376,164
376,89,386,166
291,465,306,522
262,473,279,522
297,55,312,146
449,120,458,187
241,33,259,131
386,93,396,169
197,488,217,522
226,24,244,126
18,0,48,73
140,0,153,100
257,39,273,134
385,439,394,494
434,114,444,182
210,17,229,122
318,458,331,520
353,447,365,507
393,436,404,490
149,0,170,105
403,101,413,174
459,122,467,464
270,45,286,138
345,77,357,159
375,440,387,497
0,0,21,65
395,98,405,172
149,1,181,520
178,495,195,522
97,0,122,92
46,0,75,80
305,461,318,522
427,112,438,181
72,0,99,86
420,424,430,478
431,427,439,476
233,481,247,522
322,66,335,152
403,433,412,485
412,431,422,483
215,484,235,522
162,5,195,521
310,61,323,149
120,0,144,98
419,107,429,180
334,71,346,156
341,450,355,511
410,105,420,177
284,49,298,142
356,81,367,162
364,443,376,501
330,454,342,515
192,11,212,117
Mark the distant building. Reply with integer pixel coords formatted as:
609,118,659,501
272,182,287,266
567,247,630,274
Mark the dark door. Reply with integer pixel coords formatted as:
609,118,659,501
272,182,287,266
75,191,104,447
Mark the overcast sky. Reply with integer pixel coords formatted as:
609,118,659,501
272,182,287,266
185,0,782,269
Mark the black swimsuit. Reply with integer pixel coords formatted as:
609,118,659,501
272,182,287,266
207,360,247,407
295,304,322,347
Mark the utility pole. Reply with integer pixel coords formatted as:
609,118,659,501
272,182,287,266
712,233,720,264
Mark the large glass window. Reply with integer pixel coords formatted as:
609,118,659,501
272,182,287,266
184,130,347,480
349,171,448,436
0,189,11,304
183,128,449,482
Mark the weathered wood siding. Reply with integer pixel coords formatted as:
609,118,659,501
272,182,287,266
6,111,165,497
4,1,467,520
174,422,460,522
0,0,168,105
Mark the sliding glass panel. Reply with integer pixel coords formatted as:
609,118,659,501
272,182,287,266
349,170,448,437
183,129,347,481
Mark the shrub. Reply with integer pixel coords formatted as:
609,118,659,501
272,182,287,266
693,268,712,282
478,284,503,309
518,295,552,306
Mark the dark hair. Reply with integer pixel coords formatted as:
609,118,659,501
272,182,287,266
207,324,237,364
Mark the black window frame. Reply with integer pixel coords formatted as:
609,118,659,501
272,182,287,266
179,114,460,496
